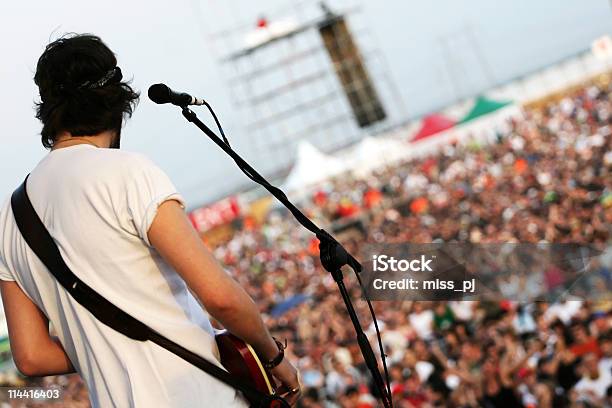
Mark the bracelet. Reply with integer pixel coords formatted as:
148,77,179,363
262,337,286,370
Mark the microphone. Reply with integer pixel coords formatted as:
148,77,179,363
148,83,205,107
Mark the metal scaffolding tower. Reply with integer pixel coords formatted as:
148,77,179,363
206,0,405,177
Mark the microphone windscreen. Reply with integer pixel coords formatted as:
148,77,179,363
148,84,171,104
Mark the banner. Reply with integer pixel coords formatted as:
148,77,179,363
189,197,241,232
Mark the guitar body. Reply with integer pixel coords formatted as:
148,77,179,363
215,330,279,406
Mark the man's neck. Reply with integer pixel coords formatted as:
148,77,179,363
51,131,115,151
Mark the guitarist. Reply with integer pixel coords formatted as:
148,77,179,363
0,34,300,407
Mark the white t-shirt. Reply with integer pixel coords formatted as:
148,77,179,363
0,145,247,408
574,359,612,401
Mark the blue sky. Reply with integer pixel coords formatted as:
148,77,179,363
1,0,610,206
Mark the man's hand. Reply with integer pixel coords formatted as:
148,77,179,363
270,359,301,406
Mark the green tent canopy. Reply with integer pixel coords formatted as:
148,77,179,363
459,96,511,124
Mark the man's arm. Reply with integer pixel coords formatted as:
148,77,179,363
0,281,75,376
148,200,300,404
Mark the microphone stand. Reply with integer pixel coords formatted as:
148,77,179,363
180,106,392,408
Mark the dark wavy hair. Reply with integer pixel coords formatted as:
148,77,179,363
34,34,139,148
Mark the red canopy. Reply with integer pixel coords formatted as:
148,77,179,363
411,114,456,142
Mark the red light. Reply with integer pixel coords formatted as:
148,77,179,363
256,17,268,28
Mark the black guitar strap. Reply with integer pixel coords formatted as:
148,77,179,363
10,176,288,408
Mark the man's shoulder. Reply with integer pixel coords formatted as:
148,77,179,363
83,149,161,181
88,150,176,202
93,148,154,168
33,148,168,199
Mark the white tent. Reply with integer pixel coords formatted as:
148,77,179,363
344,136,410,175
282,141,347,192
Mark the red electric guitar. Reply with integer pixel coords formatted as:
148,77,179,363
215,330,281,405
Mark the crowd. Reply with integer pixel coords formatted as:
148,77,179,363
1,81,610,407
215,81,612,407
